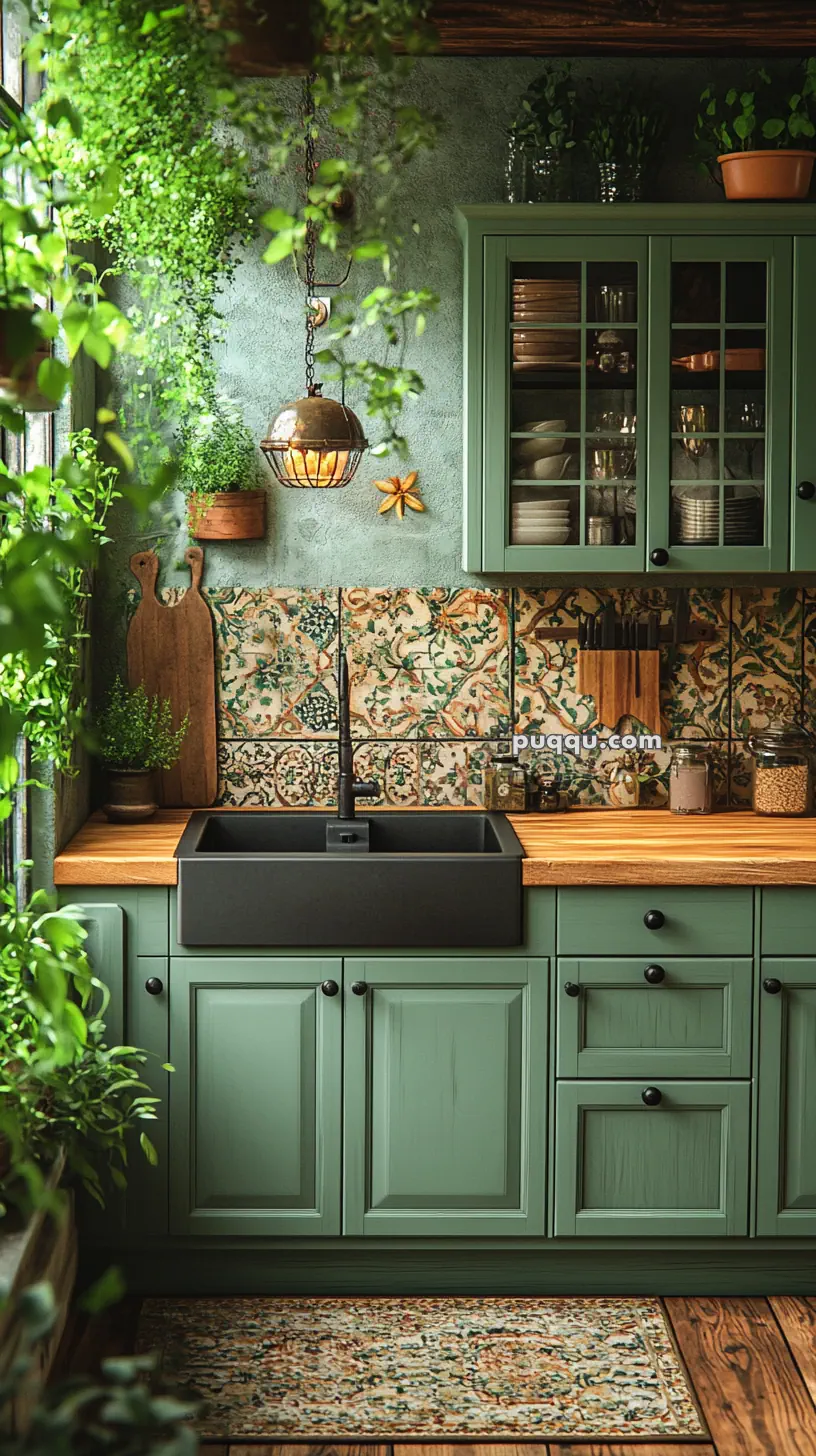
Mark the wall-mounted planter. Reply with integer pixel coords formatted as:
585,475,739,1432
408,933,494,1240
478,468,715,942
718,149,814,200
0,308,55,412
188,488,267,541
103,767,158,823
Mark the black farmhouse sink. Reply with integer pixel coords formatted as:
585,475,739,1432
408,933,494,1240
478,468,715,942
175,811,524,947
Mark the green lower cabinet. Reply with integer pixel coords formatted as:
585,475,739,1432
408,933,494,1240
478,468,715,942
556,958,753,1079
168,957,342,1236
343,957,548,1235
757,960,816,1236
554,1081,750,1237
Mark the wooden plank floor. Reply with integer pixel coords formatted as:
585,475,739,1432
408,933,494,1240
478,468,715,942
59,1296,816,1456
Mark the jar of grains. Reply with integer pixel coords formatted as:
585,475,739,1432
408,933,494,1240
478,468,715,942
747,722,814,817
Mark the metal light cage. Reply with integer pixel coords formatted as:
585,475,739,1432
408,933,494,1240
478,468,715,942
260,385,368,489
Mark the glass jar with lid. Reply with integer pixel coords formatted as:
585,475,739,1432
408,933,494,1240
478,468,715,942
484,754,529,812
669,744,714,815
747,721,814,817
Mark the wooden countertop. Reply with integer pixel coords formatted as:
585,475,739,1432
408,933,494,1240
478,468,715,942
510,809,816,885
53,808,816,888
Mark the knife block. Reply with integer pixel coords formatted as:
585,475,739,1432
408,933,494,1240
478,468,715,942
577,649,662,736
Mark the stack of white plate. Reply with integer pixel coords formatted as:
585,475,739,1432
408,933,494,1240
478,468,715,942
672,483,763,545
511,497,572,546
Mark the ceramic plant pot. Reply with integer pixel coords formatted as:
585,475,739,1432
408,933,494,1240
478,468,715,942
718,149,815,201
188,489,266,541
103,768,158,823
0,307,55,412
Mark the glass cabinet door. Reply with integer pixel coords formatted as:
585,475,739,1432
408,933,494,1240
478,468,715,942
483,237,648,570
647,237,792,572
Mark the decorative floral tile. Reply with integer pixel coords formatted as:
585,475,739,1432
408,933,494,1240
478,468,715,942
217,740,338,807
351,742,420,807
513,587,730,741
420,741,511,808
729,742,753,808
342,588,510,739
731,587,804,738
209,588,340,739
803,589,816,724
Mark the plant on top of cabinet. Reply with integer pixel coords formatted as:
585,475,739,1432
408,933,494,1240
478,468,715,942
0,885,163,1217
180,396,265,541
695,62,816,200
584,84,666,203
96,677,187,823
506,63,579,204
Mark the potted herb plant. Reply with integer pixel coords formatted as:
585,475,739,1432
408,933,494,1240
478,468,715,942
506,64,578,203
585,85,666,203
695,61,816,200
179,396,265,540
96,678,187,823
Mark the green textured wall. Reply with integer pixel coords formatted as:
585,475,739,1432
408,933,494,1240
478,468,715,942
93,56,765,616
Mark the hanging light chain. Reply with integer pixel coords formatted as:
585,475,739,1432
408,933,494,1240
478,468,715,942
303,71,318,394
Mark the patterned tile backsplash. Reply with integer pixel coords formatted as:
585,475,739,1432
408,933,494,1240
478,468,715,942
180,584,814,810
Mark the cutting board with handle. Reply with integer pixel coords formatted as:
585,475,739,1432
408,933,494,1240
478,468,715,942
126,546,217,807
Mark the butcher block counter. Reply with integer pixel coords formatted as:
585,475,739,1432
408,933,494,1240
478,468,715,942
53,807,816,887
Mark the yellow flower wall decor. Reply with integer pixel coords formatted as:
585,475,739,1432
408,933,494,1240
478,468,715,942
374,470,425,519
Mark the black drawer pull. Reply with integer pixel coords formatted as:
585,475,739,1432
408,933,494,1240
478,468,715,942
641,1086,662,1107
763,977,782,995
321,979,339,997
643,909,665,930
644,964,666,984
798,480,816,500
145,977,163,995
351,981,368,996
564,981,581,998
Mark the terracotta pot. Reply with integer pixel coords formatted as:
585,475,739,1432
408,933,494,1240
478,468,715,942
718,149,815,201
0,307,55,412
103,768,158,823
188,489,266,541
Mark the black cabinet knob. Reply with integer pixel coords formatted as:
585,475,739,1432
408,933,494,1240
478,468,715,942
643,909,665,930
351,980,368,996
798,481,816,500
763,977,782,995
641,1086,662,1107
145,977,163,995
644,963,666,984
321,979,339,997
650,547,669,567
564,981,581,998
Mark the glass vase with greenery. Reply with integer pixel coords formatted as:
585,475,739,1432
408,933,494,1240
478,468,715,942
96,678,187,823
506,64,578,203
585,85,667,202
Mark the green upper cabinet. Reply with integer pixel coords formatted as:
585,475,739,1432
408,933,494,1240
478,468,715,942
457,204,814,574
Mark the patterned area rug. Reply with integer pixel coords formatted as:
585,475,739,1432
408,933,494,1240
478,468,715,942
137,1295,708,1441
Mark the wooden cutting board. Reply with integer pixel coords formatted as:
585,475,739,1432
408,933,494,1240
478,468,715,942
577,648,662,736
126,547,217,807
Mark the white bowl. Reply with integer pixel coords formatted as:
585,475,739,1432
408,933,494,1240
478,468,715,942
512,531,572,546
514,438,568,467
522,418,567,434
528,452,574,480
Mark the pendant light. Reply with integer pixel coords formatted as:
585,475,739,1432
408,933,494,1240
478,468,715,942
261,77,367,489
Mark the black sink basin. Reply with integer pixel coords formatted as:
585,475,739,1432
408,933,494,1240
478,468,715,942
176,811,523,947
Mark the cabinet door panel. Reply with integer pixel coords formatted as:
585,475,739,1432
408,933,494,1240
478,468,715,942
757,959,816,1235
169,957,341,1236
344,957,547,1235
791,236,816,570
647,235,791,574
557,957,752,1078
557,886,753,956
761,888,816,955
554,1080,749,1237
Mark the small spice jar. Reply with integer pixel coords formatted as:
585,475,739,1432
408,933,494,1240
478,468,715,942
748,722,813,817
669,744,714,816
484,754,529,812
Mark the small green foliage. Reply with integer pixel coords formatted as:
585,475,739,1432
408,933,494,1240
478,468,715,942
585,83,667,168
695,60,816,164
509,63,579,154
0,886,164,1214
96,678,187,773
178,397,259,497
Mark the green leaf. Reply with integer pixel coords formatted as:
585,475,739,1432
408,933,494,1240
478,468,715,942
139,10,160,33
140,1131,158,1166
79,1265,127,1313
262,233,296,265
46,96,83,136
260,207,295,232
103,432,134,472
36,356,71,404
761,118,786,139
83,330,113,369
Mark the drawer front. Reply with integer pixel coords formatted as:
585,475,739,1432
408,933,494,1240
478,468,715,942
761,888,816,956
556,958,753,1078
558,887,753,957
553,1080,750,1237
